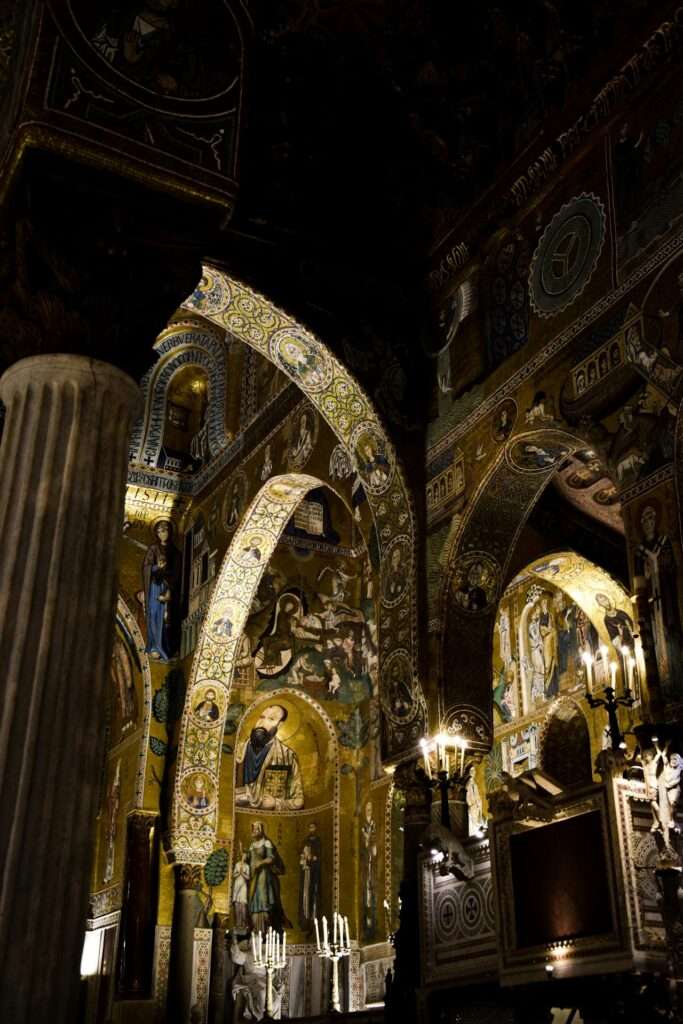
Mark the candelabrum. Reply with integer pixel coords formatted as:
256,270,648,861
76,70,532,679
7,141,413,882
584,685,636,751
314,911,351,1014
420,733,470,831
582,650,635,751
251,926,287,1021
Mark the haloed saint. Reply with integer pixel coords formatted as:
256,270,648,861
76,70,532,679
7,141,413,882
142,519,181,661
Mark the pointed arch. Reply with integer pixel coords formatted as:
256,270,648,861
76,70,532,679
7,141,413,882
170,473,404,863
114,596,153,808
439,427,626,750
539,697,592,787
181,268,423,761
129,316,230,467
494,551,636,724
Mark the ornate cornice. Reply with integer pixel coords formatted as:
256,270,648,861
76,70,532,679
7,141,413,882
428,6,683,291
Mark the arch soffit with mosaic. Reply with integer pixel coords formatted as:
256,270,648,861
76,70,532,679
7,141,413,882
115,596,153,810
500,551,635,710
181,267,423,753
438,428,615,748
483,552,635,748
508,551,633,631
129,317,230,466
170,473,400,864
439,429,589,620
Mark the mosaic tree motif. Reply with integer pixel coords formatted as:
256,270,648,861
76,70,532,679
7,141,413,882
181,267,424,758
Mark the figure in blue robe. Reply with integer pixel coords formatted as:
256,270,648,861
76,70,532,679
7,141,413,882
142,520,181,661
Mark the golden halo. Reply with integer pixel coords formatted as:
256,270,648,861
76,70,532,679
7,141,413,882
151,515,175,535
245,696,302,746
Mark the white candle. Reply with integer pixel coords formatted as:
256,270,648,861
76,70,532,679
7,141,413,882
283,931,286,961
610,661,617,691
333,911,337,945
345,915,350,949
322,915,328,949
314,917,321,951
628,656,636,695
251,932,257,960
460,743,465,775
258,931,262,960
581,650,593,693
420,738,432,779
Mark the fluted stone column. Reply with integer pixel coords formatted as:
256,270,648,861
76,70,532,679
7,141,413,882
0,355,140,1023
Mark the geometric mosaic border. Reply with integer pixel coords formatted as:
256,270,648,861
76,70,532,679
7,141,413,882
182,267,425,760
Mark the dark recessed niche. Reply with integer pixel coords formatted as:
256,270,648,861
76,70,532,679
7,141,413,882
510,810,613,949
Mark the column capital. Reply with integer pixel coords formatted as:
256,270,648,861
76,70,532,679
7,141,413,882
174,863,203,892
0,353,140,416
392,757,428,794
392,760,433,819
127,810,159,838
